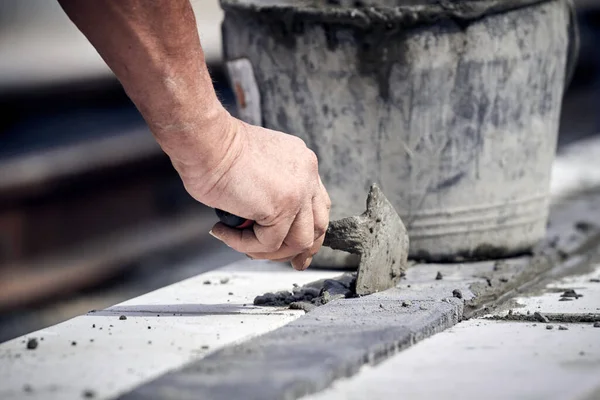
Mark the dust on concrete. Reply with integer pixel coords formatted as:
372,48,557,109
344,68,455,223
254,273,356,311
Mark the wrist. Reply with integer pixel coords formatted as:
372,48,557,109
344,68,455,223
165,109,246,202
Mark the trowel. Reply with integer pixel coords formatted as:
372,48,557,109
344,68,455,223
216,184,409,295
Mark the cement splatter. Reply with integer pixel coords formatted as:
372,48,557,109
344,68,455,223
254,273,356,311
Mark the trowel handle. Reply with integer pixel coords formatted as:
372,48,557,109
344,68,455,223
215,209,254,229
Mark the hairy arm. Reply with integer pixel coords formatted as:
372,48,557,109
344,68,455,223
58,0,234,177
58,0,331,270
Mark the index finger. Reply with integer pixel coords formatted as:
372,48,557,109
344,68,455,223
210,216,293,254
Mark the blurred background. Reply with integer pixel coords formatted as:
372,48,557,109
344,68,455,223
0,0,599,342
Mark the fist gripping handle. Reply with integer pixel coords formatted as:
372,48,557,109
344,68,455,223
215,209,254,229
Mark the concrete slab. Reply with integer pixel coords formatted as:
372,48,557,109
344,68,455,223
0,261,340,400
113,186,600,400
303,265,600,400
305,319,600,400
119,287,464,400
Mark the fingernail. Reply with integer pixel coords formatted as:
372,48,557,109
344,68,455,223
209,230,222,240
302,257,313,270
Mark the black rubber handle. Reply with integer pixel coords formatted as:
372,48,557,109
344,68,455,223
215,209,253,229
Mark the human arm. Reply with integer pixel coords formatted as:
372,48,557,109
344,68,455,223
57,0,331,269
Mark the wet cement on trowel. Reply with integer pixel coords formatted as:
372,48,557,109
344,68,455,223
119,189,600,400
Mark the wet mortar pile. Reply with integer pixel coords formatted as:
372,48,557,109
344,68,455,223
253,273,357,312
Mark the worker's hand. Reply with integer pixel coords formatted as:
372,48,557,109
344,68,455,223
176,113,331,271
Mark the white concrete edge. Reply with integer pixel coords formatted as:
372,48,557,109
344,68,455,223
0,260,341,400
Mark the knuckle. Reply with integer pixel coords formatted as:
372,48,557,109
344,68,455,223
325,194,332,210
305,149,319,169
291,135,308,148
289,238,314,253
314,224,327,238
261,238,283,253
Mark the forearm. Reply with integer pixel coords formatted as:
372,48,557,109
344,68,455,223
58,0,232,170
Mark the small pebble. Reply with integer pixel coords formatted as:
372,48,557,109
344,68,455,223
201,345,209,350
401,301,412,307
593,322,600,328
420,305,428,311
558,325,568,331
546,325,553,330
23,384,32,393
148,341,152,345
220,277,230,284
147,326,151,330
452,289,463,299
203,280,211,285
228,292,234,296
435,271,443,280
119,315,127,320
590,278,600,283
92,324,96,328
379,303,384,309
82,389,95,398
26,338,38,350
72,341,77,346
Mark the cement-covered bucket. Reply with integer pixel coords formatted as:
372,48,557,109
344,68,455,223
220,0,574,265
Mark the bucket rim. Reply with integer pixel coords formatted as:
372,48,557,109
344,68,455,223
219,0,554,29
